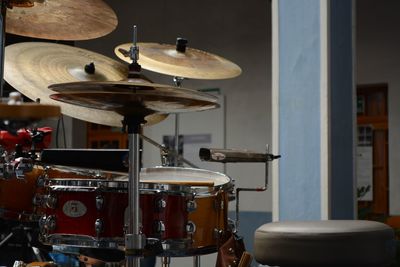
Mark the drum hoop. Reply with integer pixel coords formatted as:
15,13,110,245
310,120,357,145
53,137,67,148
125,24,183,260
41,234,123,250
47,179,194,195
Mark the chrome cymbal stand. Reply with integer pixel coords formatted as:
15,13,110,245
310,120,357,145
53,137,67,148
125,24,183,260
172,75,184,167
171,38,187,167
0,0,8,98
124,25,145,267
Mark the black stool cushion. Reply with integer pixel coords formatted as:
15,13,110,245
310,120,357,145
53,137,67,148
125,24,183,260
254,220,396,267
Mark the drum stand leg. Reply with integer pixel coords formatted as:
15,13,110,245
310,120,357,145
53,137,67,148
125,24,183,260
161,257,170,267
193,256,201,267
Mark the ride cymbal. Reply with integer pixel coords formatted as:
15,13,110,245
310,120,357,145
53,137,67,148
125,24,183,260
114,42,242,80
6,0,118,40
49,80,219,117
4,42,167,127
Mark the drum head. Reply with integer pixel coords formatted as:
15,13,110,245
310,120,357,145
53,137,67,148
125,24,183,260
140,167,232,193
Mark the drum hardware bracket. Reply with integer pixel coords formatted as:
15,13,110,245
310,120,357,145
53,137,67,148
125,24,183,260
139,133,199,169
234,145,280,233
200,145,280,232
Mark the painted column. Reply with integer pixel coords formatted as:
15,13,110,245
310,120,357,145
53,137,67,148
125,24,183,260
272,0,355,221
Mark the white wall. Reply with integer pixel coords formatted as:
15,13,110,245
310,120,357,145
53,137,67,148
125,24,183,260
356,0,400,215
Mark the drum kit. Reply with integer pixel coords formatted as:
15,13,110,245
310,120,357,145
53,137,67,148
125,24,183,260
0,1,279,267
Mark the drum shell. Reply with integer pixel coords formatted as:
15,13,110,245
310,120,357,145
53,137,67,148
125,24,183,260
141,192,190,240
0,167,44,221
189,190,229,252
44,190,127,238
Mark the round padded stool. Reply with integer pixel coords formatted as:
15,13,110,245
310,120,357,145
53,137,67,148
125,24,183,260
254,220,396,267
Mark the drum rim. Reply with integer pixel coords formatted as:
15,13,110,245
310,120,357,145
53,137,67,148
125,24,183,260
46,178,194,195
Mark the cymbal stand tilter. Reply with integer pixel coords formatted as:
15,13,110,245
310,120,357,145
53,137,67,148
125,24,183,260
124,26,146,267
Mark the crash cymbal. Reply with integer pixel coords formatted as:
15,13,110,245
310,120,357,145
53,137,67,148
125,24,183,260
114,42,242,80
49,80,219,117
0,103,60,119
6,0,118,40
4,42,167,127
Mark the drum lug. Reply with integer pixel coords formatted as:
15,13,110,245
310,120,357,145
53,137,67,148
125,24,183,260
95,195,104,210
95,219,104,236
46,194,57,209
155,220,165,233
156,198,167,211
40,215,56,234
32,193,44,206
36,175,45,187
14,157,33,179
186,200,197,212
214,228,224,239
186,221,196,234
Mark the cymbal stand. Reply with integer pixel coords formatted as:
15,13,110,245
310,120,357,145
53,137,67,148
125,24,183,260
124,25,145,267
0,0,8,98
172,76,184,167
171,37,188,167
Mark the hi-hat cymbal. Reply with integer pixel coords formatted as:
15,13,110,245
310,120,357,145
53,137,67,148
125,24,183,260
49,80,219,117
6,0,118,40
4,42,167,127
114,42,242,80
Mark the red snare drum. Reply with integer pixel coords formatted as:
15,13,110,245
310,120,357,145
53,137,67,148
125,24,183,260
40,175,194,251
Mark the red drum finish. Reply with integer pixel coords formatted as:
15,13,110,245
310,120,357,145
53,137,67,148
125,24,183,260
40,178,194,251
141,193,192,240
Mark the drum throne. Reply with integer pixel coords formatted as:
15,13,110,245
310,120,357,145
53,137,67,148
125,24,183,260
253,220,396,267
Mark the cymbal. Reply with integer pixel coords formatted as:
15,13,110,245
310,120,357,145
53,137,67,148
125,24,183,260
114,42,242,80
4,42,167,127
49,80,219,117
0,103,60,119
6,0,118,40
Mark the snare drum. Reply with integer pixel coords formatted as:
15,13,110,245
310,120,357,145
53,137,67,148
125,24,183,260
40,174,194,251
140,167,234,256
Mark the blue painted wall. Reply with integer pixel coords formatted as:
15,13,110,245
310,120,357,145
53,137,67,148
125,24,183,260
278,0,322,220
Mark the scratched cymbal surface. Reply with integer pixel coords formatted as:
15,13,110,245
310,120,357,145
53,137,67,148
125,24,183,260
6,0,118,40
